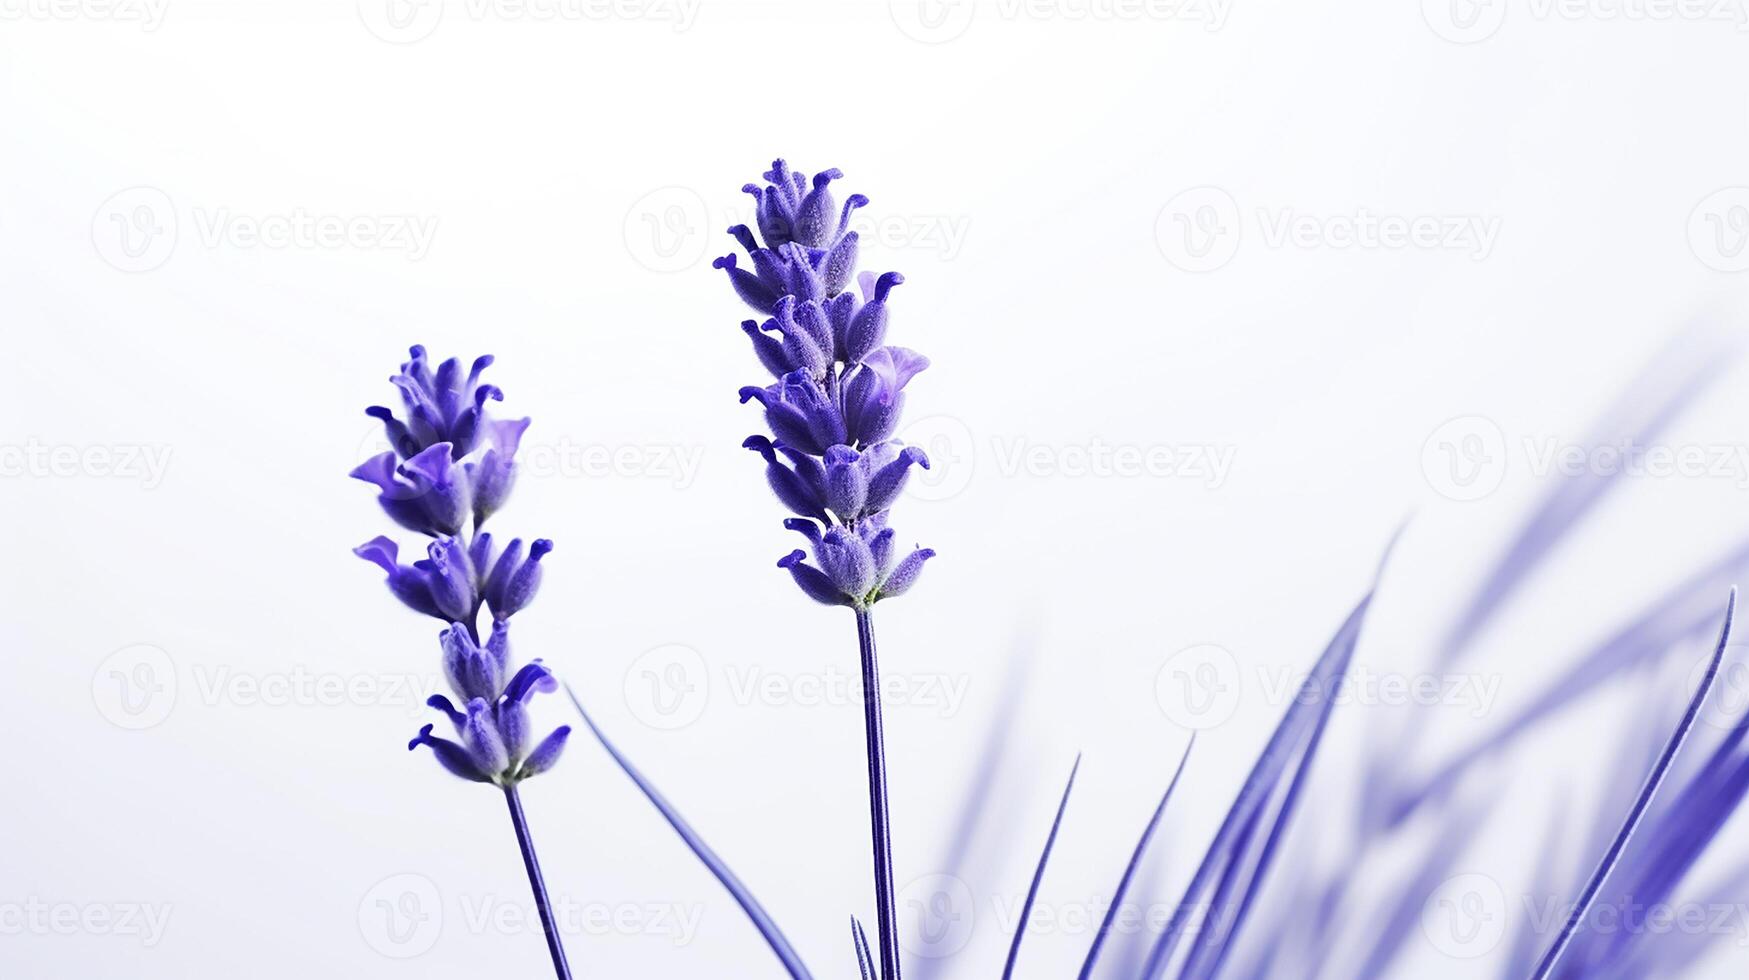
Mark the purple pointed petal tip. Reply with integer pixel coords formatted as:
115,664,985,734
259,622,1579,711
353,535,399,573
777,549,808,569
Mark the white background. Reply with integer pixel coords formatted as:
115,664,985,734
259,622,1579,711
4,1,1749,977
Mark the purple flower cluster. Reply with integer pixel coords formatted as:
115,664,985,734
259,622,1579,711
351,345,568,785
718,160,935,609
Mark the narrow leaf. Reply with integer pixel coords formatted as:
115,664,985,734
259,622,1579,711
852,917,874,980
1079,736,1195,980
1526,589,1735,980
1001,754,1081,980
566,685,814,980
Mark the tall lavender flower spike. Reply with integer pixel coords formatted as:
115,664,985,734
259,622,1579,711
351,346,573,980
720,160,933,980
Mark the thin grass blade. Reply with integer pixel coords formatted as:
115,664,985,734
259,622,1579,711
1078,736,1194,980
1141,589,1374,980
1001,754,1081,980
1526,589,1735,980
853,917,875,980
565,684,814,980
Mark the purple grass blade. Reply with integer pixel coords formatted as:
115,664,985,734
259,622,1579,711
1385,539,1749,827
1001,754,1080,980
1608,861,1749,977
1351,798,1490,980
1440,334,1729,665
1078,736,1194,980
910,647,1031,980
853,917,875,980
565,684,815,980
1141,589,1374,980
1525,589,1735,980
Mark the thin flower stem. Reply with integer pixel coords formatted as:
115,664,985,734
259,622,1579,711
504,785,574,980
855,608,902,980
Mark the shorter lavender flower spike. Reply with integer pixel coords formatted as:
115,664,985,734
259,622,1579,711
485,538,553,620
518,726,572,779
354,536,446,620
408,723,492,783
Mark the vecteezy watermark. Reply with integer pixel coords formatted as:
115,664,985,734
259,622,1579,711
0,0,168,29
898,873,978,958
894,415,1237,504
1155,187,1502,271
93,646,450,729
357,874,703,958
93,187,438,272
0,440,173,488
889,0,1230,44
359,874,444,958
1422,0,1749,44
1421,415,1749,501
92,644,177,731
622,186,972,273
357,0,701,44
1688,187,1749,272
621,644,971,730
356,425,706,490
1155,644,1504,731
0,900,173,947
1422,873,1509,959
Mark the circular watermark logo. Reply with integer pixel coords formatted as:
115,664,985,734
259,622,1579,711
1421,415,1507,502
624,186,711,273
93,187,177,273
898,414,977,503
1421,0,1508,44
92,644,177,730
357,0,445,43
1687,188,1749,273
622,644,710,730
358,873,443,958
1154,643,1242,730
898,872,976,958
1421,872,1508,959
889,0,977,43
1154,187,1241,272
1691,645,1749,730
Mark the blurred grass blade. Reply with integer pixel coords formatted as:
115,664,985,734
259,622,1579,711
1142,589,1374,980
1441,335,1729,664
1078,736,1195,980
1001,754,1081,980
1526,590,1734,980
566,685,814,980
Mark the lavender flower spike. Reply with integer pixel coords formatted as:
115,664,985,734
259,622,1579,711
352,346,572,980
720,160,936,980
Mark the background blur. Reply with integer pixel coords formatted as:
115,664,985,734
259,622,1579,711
5,1,1749,976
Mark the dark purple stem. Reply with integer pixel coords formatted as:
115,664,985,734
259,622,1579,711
505,785,574,980
855,608,902,980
